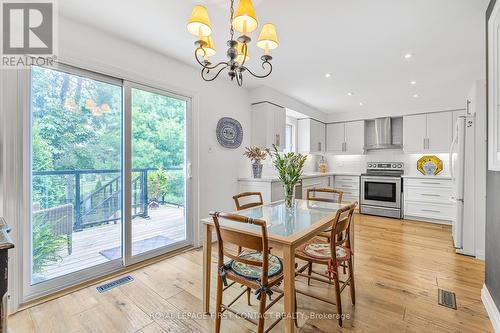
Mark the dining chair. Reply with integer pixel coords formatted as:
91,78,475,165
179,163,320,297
306,188,343,242
294,201,357,327
232,192,264,254
210,212,284,333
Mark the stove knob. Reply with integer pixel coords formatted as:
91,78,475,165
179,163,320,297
392,164,396,168
397,163,403,168
368,163,372,168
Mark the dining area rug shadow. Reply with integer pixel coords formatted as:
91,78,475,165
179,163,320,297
99,235,175,260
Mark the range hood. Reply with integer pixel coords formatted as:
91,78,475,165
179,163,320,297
364,117,403,150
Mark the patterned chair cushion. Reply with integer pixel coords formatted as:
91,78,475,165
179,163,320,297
302,243,349,260
231,252,283,280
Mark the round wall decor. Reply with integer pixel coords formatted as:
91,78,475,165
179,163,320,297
216,117,243,149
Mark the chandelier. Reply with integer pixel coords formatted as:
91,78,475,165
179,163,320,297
187,0,278,86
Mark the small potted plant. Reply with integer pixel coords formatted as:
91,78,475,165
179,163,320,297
243,146,269,178
269,145,307,208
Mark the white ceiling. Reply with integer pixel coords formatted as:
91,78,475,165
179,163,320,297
59,0,489,115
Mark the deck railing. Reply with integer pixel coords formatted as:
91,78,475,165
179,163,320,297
32,167,183,231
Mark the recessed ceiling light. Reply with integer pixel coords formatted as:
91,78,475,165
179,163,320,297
410,80,417,85
325,73,332,78
359,102,364,106
404,53,415,59
347,92,353,96
412,93,419,98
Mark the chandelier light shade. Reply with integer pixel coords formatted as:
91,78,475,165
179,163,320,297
196,36,216,58
187,0,278,86
257,23,278,53
232,0,258,35
187,5,212,37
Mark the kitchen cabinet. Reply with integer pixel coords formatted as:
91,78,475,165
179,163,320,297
297,119,326,154
326,123,345,153
238,180,284,203
326,121,364,154
344,121,365,154
403,112,452,153
403,177,455,224
251,102,286,151
426,112,453,152
333,175,360,207
301,176,331,199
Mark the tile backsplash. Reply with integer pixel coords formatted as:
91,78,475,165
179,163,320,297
325,152,451,176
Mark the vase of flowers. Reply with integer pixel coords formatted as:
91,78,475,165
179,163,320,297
243,146,269,179
269,145,307,208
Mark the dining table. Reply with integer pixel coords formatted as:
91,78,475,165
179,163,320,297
201,199,353,333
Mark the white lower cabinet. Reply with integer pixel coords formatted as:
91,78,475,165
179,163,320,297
403,178,455,224
333,175,360,205
238,180,284,203
301,176,332,199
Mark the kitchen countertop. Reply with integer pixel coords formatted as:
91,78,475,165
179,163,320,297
238,172,360,182
401,175,452,180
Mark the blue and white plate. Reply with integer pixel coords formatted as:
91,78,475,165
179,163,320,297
216,117,243,149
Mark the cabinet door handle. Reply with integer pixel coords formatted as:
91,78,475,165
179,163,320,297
422,209,441,213
423,138,426,150
421,193,440,197
318,142,321,151
420,181,442,185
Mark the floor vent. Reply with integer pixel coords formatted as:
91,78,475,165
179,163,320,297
96,275,133,293
438,289,457,310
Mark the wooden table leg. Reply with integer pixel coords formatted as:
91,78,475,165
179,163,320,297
282,244,296,333
202,224,212,314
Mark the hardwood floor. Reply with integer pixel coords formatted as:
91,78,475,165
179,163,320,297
8,214,493,333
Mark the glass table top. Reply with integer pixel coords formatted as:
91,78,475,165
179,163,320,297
207,199,343,238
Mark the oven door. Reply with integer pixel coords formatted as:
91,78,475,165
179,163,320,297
361,176,401,209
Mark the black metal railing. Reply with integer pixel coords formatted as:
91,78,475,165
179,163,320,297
32,167,183,231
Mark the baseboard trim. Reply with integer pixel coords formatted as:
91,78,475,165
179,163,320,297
482,284,500,333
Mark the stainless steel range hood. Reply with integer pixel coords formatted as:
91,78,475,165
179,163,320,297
364,117,403,150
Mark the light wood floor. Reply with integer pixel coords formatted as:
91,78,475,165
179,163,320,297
9,214,493,333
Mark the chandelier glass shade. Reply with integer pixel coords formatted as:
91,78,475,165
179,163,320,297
187,0,278,86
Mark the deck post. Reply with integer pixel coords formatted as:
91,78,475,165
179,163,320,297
74,172,82,231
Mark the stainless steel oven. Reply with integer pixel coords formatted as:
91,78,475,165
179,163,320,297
360,162,403,219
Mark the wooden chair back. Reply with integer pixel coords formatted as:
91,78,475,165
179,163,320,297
307,188,343,204
233,192,264,211
210,212,271,284
328,202,357,261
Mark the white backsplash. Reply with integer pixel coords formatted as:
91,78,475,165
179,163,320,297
326,151,451,177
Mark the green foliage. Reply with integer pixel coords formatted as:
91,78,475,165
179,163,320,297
32,215,68,274
148,168,169,201
30,66,187,214
269,145,307,207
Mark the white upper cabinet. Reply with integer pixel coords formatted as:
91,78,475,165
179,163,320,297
403,112,452,153
326,121,364,154
326,122,345,153
403,114,427,152
344,121,365,154
426,112,453,152
298,119,326,154
251,102,286,151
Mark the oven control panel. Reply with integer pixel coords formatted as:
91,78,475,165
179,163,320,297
366,162,404,170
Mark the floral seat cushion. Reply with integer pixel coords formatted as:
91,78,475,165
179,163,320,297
230,252,283,280
301,243,350,260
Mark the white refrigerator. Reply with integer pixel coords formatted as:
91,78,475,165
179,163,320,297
449,115,475,256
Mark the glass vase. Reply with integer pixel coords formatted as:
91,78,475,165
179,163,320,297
283,183,296,209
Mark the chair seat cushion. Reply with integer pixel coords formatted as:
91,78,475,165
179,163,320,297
230,252,283,280
300,243,350,260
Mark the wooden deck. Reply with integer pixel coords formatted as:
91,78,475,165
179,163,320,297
11,213,493,333
38,205,185,281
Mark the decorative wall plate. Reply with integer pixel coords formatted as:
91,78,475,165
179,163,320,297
216,117,243,149
417,155,443,175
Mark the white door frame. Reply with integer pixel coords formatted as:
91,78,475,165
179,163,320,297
122,80,193,266
16,63,195,304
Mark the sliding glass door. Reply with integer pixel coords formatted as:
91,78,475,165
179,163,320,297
128,84,189,260
26,65,191,299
